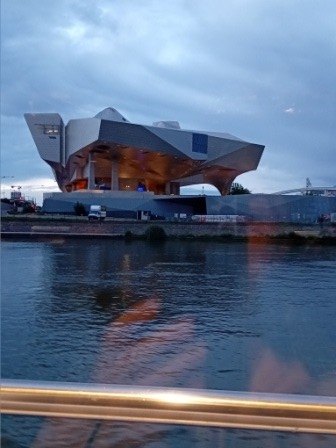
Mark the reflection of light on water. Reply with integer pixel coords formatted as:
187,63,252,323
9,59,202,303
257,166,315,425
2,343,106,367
122,254,130,271
120,254,132,305
49,238,66,245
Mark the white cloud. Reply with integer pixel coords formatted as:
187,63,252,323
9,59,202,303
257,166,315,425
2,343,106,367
284,107,296,114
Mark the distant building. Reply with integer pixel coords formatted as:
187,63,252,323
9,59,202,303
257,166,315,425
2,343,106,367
39,190,336,223
25,107,264,195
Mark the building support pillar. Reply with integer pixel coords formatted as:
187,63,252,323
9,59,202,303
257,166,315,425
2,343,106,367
88,153,96,190
111,158,119,191
166,182,180,195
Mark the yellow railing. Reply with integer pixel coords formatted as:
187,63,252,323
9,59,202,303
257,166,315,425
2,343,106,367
1,379,336,434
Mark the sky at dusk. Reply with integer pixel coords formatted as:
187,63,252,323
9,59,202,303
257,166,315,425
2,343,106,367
1,0,335,204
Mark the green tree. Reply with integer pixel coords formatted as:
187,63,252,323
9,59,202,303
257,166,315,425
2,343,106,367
74,202,86,216
145,225,167,241
229,183,251,195
23,203,36,213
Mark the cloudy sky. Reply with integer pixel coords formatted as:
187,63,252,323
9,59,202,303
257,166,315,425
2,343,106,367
1,0,335,203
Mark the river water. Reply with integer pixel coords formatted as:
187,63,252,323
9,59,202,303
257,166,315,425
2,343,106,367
1,239,336,447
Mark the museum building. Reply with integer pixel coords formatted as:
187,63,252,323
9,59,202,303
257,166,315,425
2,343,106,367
25,107,264,197
25,107,336,222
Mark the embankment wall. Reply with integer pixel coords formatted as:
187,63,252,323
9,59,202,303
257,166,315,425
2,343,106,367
1,218,335,240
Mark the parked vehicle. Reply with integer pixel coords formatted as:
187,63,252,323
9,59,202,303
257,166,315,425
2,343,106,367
88,205,107,221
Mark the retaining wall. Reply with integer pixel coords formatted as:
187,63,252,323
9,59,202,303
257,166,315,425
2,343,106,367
1,218,335,239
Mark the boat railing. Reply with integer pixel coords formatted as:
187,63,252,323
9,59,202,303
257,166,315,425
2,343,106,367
1,379,336,434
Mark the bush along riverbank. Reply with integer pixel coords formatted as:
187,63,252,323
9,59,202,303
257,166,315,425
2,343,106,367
1,216,336,244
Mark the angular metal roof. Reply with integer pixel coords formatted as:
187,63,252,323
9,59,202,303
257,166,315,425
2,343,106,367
25,107,264,195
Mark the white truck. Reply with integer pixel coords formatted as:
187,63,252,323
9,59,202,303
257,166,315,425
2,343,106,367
88,205,107,221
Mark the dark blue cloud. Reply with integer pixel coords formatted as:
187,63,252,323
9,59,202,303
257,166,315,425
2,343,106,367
1,0,335,195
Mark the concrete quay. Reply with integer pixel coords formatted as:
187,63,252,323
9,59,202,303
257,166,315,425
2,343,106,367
1,217,335,242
